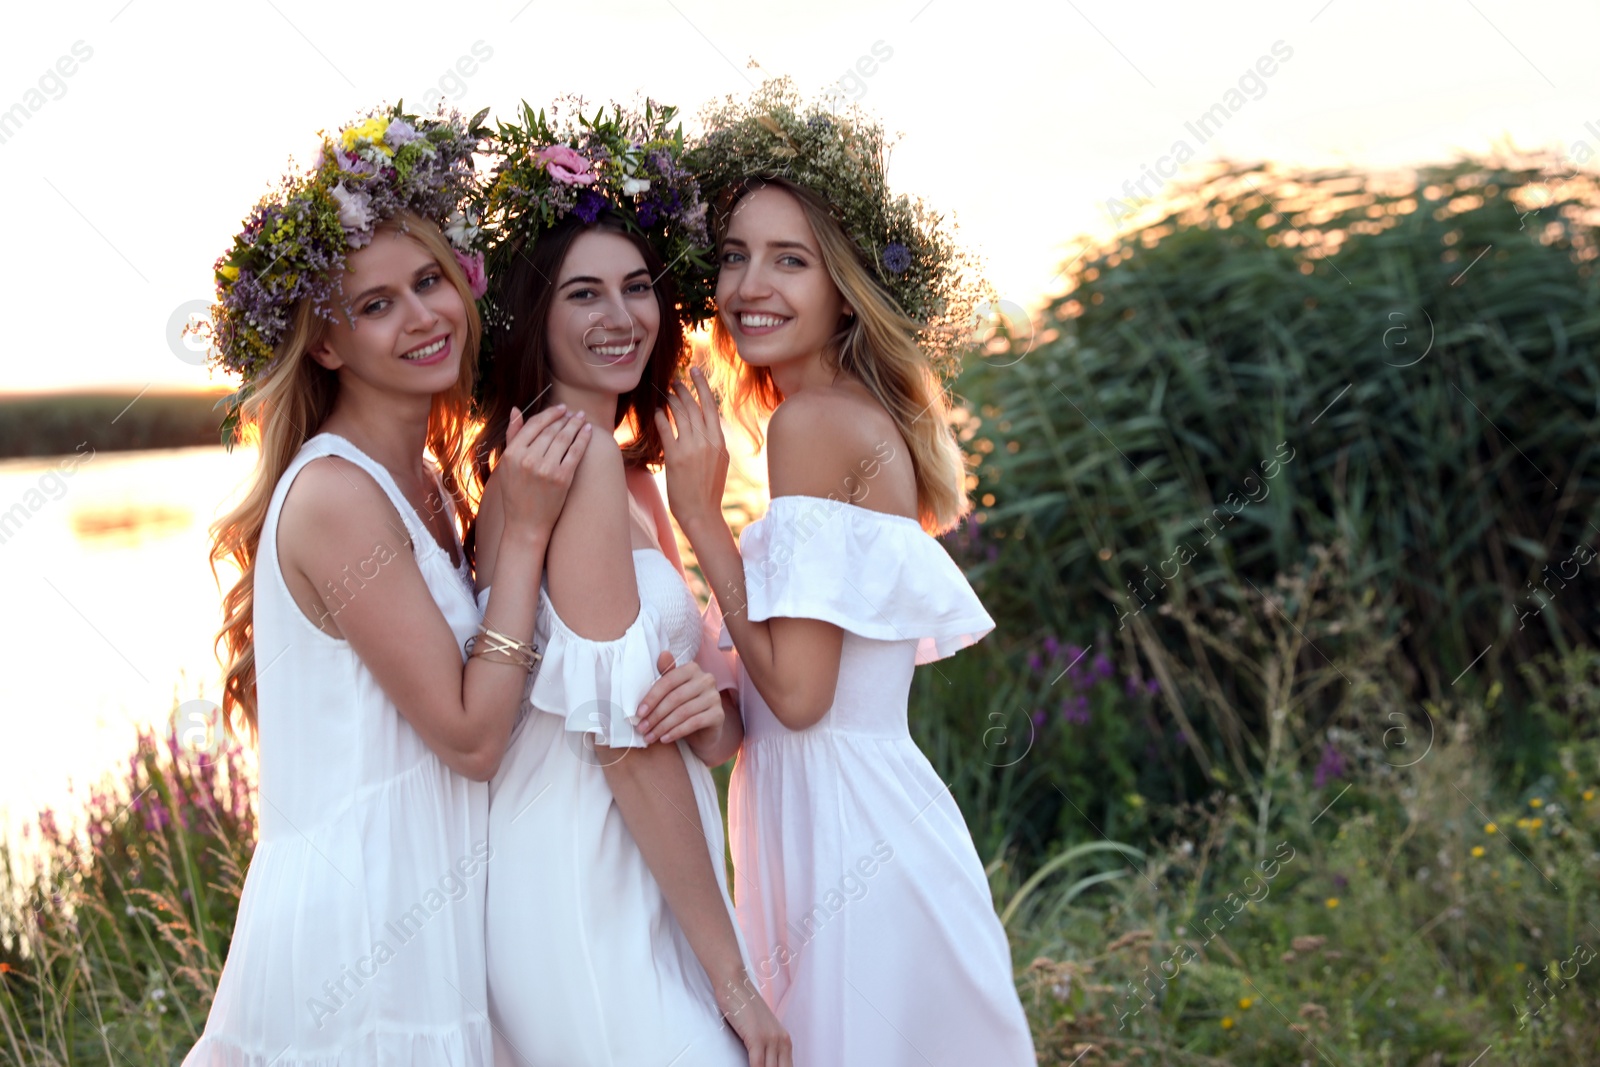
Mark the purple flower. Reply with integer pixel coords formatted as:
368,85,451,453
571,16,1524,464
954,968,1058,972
1145,677,1160,696
384,118,422,148
883,242,912,274
1043,635,1060,659
1031,709,1047,729
1314,742,1347,790
573,189,606,224
1060,695,1091,725
1092,653,1113,681
637,199,660,228
1332,873,1348,890
1027,652,1043,674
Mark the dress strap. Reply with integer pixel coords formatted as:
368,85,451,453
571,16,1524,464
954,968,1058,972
627,491,663,552
300,433,458,565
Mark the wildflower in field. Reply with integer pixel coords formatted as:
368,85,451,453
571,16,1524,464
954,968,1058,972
1220,1016,1234,1030
1471,846,1485,857
1485,822,1498,834
1238,997,1253,1010
1314,742,1347,789
1325,897,1340,909
1583,789,1594,801
1530,797,1544,808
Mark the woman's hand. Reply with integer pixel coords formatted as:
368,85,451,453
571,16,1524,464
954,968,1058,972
636,650,724,747
717,975,793,1067
496,405,591,540
654,366,729,536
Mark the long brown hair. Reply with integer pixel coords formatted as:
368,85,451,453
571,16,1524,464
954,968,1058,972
709,176,970,534
209,211,482,736
467,210,685,563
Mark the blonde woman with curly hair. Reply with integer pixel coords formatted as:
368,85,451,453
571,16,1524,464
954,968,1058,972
189,108,591,1065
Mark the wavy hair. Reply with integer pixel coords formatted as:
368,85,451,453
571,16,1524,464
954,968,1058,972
466,210,686,564
209,211,482,736
709,176,970,534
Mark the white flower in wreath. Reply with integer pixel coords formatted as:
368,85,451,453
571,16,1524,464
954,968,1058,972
445,206,480,248
621,176,651,197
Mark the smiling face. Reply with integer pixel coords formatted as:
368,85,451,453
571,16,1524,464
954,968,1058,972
546,229,661,404
308,227,468,396
716,185,852,371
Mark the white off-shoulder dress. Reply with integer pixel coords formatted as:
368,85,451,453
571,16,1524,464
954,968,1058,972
719,495,1036,1066
478,496,749,1067
185,433,493,1066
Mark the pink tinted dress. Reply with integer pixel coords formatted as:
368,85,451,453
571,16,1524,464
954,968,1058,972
719,495,1036,1066
184,433,492,1066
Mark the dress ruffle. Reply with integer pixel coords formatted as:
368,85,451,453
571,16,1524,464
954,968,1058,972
476,588,669,749
717,496,995,665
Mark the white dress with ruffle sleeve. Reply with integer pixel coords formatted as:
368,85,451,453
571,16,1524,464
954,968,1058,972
477,501,749,1067
722,495,1036,1066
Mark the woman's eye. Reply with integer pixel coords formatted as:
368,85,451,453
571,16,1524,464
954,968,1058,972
779,254,805,268
626,281,654,295
568,288,595,300
416,273,441,291
363,298,390,315
720,251,745,265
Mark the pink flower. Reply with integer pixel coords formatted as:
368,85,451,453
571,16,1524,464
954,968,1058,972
537,144,596,186
453,250,488,299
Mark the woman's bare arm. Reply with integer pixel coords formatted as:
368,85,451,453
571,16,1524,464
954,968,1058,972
279,407,587,781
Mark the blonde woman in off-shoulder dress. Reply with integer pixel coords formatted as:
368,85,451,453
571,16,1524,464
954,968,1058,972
663,102,1038,1064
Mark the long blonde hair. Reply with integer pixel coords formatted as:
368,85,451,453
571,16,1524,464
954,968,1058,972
709,176,969,534
209,212,482,736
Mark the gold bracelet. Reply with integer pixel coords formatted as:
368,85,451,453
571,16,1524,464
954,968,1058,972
465,624,542,671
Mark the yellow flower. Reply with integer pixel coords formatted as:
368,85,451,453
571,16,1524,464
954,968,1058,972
1515,962,1526,972
341,117,393,156
1583,790,1594,802
218,265,239,281
1484,822,1497,834
1530,817,1544,829
1325,897,1340,909
1530,797,1544,808
1221,1016,1235,1030
1471,846,1485,857
1238,997,1253,1010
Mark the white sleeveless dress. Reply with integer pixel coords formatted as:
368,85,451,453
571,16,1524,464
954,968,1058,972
184,433,493,1066
477,495,749,1067
718,495,1036,1066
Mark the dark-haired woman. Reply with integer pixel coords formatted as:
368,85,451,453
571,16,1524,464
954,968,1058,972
471,203,790,1066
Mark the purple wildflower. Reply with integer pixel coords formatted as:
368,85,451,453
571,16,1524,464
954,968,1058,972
1145,677,1160,696
1043,635,1061,659
1031,709,1047,729
384,118,422,148
1314,742,1347,790
574,189,606,224
1060,695,1091,725
1027,652,1043,674
1125,675,1144,699
1092,653,1113,681
883,242,912,274
637,199,660,228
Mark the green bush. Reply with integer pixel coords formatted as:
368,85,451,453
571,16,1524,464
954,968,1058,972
953,153,1600,802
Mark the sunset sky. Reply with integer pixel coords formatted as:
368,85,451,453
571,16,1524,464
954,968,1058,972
2,0,1595,394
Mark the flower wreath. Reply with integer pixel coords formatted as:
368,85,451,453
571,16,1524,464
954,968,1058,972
473,97,715,380
197,103,490,446
688,77,988,375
